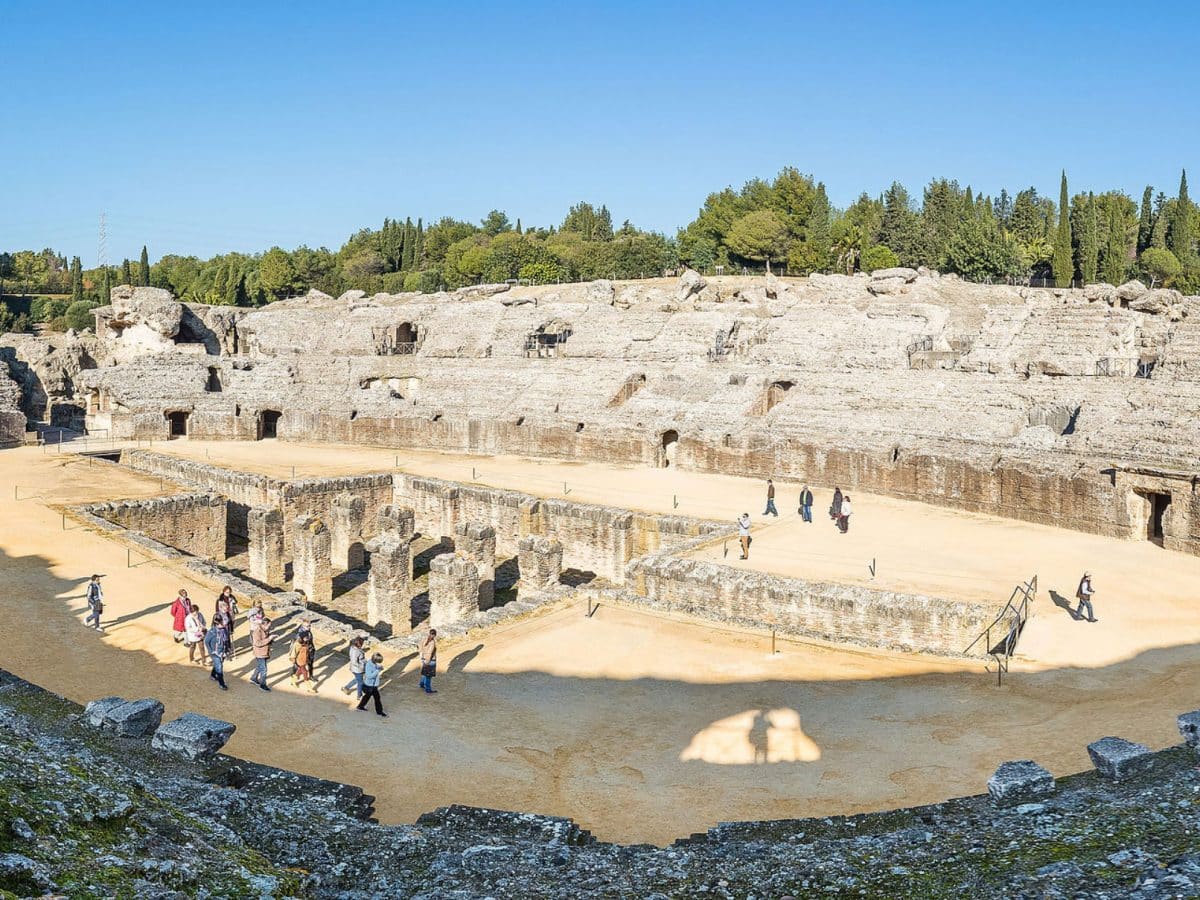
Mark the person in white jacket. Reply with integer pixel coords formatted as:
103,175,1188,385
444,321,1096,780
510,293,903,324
356,653,387,717
184,606,209,666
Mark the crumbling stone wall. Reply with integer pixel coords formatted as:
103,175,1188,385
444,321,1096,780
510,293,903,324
83,493,226,560
291,515,332,605
518,535,562,591
454,521,496,610
428,553,480,628
247,506,285,584
331,494,366,571
365,532,411,631
279,475,393,552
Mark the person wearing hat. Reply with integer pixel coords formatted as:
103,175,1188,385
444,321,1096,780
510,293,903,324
356,652,387,717
737,513,752,560
85,574,104,631
1074,572,1097,622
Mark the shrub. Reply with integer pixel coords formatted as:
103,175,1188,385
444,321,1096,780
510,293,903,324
860,245,899,272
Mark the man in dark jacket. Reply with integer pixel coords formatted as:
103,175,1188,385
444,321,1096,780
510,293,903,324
830,487,843,523
205,623,230,690
798,486,814,523
763,479,779,517
85,575,104,631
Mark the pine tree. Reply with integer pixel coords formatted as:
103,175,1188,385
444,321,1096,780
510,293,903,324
515,218,522,235
70,257,83,304
401,218,415,271
1169,169,1193,262
804,183,833,268
121,259,132,285
1052,171,1073,287
994,189,1013,229
1137,186,1154,253
596,205,614,241
1101,198,1128,286
138,246,150,286
101,266,112,303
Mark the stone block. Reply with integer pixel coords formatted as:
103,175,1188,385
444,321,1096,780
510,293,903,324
987,760,1055,807
83,697,127,729
455,521,497,610
247,506,285,584
331,494,366,571
151,712,236,760
518,535,562,591
1087,737,1155,781
429,553,480,628
365,532,411,631
378,504,415,541
93,698,165,737
291,514,332,606
1178,711,1200,751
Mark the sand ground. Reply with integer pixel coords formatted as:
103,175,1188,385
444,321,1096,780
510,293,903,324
1,443,1198,844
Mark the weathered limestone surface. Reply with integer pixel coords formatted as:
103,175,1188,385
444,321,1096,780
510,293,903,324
454,521,497,610
428,553,480,628
151,712,236,760
378,504,415,541
84,697,165,737
987,760,1055,807
1087,737,1156,781
82,493,226,560
1179,710,1200,752
291,515,332,605
331,494,366,571
365,532,411,630
247,506,285,584
518,535,563,591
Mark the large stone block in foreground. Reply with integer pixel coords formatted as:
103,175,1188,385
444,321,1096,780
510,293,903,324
1087,737,1155,781
518,535,562,591
429,553,480,629
85,697,165,737
987,760,1055,807
152,712,237,760
1178,711,1200,752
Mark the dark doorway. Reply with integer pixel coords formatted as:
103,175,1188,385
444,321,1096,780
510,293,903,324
166,411,189,438
660,429,679,467
259,409,282,440
206,367,222,392
1147,492,1171,545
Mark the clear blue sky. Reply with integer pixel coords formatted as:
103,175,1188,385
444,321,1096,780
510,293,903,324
3,0,1197,263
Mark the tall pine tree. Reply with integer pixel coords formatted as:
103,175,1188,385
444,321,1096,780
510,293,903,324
138,246,150,286
1169,169,1193,262
401,218,415,271
413,219,424,269
121,258,132,285
1137,186,1154,253
804,182,833,268
101,266,112,303
1052,171,1073,287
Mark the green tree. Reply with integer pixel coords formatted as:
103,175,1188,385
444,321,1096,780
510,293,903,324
63,300,97,332
860,244,899,272
1169,170,1193,262
1074,193,1099,284
138,246,150,286
121,258,132,285
877,183,930,266
725,210,791,273
1137,186,1154,253
1101,199,1128,285
1052,171,1073,287
943,214,1020,281
1139,247,1182,287
1009,188,1046,243
70,256,83,304
481,209,511,237
258,247,298,300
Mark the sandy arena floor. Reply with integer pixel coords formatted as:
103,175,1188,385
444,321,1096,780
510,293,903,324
1,444,1198,844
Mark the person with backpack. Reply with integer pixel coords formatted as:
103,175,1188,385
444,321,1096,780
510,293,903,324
356,652,387,717
204,622,230,690
169,589,192,643
736,513,752,560
290,632,317,692
419,629,438,694
342,636,367,701
84,574,104,631
1074,572,1097,622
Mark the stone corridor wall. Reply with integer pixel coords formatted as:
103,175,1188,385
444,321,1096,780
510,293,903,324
83,493,227,560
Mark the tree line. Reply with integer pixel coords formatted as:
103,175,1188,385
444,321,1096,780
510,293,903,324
1,167,1196,333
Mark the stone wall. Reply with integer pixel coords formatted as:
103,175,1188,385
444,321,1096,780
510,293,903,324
82,493,227,560
624,553,992,658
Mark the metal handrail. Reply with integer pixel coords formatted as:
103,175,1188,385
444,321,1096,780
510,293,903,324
964,574,1037,685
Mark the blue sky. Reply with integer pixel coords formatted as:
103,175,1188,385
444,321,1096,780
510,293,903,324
3,0,1197,262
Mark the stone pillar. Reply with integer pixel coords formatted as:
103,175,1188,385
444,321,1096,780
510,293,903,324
455,521,497,610
438,485,461,537
518,498,544,537
518,535,562,591
291,515,332,605
365,533,411,631
331,494,366,571
428,553,480,629
378,504,415,541
247,507,285,584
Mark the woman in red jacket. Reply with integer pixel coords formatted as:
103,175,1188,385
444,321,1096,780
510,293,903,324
169,589,193,643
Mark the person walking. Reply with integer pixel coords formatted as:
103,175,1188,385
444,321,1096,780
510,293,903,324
292,617,319,688
84,574,104,631
839,495,853,534
342,636,367,701
737,513,752,560
290,632,317,692
356,652,387,717
830,487,843,524
419,629,438,694
169,589,193,643
216,586,239,656
204,622,230,690
184,604,209,666
763,479,779,517
798,485,814,524
1074,572,1097,622
249,615,274,691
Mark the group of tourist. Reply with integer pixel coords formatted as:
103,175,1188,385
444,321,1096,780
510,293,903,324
736,481,854,559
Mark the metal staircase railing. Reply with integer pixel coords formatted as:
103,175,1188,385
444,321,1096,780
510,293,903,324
964,575,1037,685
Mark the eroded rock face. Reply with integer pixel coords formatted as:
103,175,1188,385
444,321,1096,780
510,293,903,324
677,269,707,303
1129,288,1183,315
106,286,183,348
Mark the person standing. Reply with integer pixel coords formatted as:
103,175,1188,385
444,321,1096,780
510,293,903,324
342,637,367,700
249,615,274,691
84,574,104,631
184,604,209,666
798,485,814,524
763,479,779,517
419,629,438,694
356,652,387,717
1074,573,1097,622
737,513,752,560
830,487,843,524
204,622,230,690
839,495,853,534
292,617,318,686
290,633,317,692
216,586,239,656
169,589,193,643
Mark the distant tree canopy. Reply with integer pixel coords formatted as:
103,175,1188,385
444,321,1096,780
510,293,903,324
3,168,1198,334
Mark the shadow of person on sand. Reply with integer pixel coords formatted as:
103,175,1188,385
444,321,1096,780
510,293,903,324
104,600,172,628
448,643,484,673
748,709,769,764
1048,589,1079,620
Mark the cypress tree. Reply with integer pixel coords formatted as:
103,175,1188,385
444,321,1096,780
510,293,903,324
138,246,150,286
805,183,833,269
70,257,83,304
1137,186,1154,253
401,218,415,271
1052,171,1073,287
121,258,132,285
1169,169,1193,262
1076,193,1098,284
1101,199,1127,286
413,218,424,269
101,266,112,303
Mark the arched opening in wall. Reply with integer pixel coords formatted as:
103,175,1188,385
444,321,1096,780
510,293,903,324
751,380,795,416
205,367,222,392
258,409,282,440
166,411,190,438
722,433,733,448
576,422,585,433
660,429,679,467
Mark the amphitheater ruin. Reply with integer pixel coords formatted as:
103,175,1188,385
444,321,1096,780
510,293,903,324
1,268,1199,847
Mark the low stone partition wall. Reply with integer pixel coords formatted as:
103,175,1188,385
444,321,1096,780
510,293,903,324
624,554,992,657
279,474,394,552
79,493,226,560
395,474,727,583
